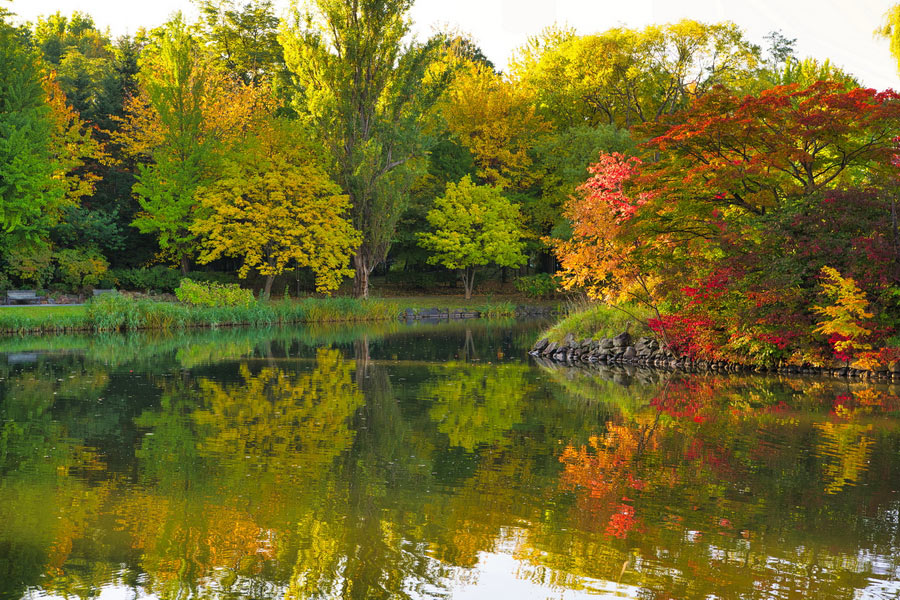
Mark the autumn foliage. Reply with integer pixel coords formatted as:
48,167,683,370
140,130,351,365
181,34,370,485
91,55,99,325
554,81,900,365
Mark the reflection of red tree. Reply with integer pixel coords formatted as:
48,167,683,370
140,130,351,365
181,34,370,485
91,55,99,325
559,423,658,539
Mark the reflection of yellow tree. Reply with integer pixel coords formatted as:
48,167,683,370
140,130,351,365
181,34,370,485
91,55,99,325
192,348,365,484
115,491,275,595
815,422,874,495
285,515,343,599
424,364,532,451
111,349,365,598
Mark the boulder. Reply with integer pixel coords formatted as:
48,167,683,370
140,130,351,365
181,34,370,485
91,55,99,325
622,346,636,360
613,332,632,348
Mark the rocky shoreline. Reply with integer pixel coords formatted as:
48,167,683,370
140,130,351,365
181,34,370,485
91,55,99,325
402,305,555,322
530,331,900,382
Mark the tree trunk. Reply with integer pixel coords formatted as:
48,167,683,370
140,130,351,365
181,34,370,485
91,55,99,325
463,266,475,300
353,252,372,299
180,255,191,275
263,274,275,298
893,197,900,279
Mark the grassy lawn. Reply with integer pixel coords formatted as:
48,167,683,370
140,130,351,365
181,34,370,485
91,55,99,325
0,305,88,318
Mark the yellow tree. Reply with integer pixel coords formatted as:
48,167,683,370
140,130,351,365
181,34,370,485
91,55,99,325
192,118,361,296
441,63,550,190
877,4,900,74
45,72,106,210
812,266,874,361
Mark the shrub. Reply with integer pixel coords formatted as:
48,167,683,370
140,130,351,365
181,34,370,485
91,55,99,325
108,266,183,292
55,248,109,290
515,273,559,299
383,270,456,290
107,267,238,293
6,245,54,288
479,300,516,318
175,278,256,308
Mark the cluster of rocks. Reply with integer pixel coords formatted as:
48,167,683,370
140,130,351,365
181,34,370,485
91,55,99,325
403,305,556,322
530,331,900,381
530,332,671,367
404,308,480,321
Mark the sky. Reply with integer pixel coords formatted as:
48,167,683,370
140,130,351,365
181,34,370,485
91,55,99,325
7,0,900,90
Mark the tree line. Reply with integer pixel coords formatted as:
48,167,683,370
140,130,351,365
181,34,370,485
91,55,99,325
0,0,894,302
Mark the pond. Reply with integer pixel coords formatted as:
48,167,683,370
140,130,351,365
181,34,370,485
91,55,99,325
1,319,899,599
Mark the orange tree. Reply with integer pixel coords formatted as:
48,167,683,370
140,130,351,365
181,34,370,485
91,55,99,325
555,81,900,364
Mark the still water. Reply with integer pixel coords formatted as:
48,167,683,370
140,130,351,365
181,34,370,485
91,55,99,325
1,319,899,599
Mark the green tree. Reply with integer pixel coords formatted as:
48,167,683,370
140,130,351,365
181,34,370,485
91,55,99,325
31,12,115,123
513,21,761,129
193,0,287,87
126,16,210,273
419,175,527,299
117,15,260,273
280,0,448,298
0,21,66,242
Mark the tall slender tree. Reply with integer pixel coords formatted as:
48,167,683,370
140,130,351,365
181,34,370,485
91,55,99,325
280,0,447,298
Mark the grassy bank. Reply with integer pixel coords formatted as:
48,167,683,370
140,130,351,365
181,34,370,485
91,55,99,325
0,295,530,335
0,296,402,334
540,303,653,343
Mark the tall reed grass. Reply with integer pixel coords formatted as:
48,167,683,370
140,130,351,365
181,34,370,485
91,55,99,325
0,294,405,334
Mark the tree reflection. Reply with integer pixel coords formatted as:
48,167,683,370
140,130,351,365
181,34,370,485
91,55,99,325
423,363,532,451
541,374,900,599
115,348,365,598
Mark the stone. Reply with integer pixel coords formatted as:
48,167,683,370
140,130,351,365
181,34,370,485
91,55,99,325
623,346,636,360
562,333,577,348
533,338,549,353
542,342,558,356
613,332,632,348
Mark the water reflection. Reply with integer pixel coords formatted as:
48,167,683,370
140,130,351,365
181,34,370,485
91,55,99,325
1,321,899,599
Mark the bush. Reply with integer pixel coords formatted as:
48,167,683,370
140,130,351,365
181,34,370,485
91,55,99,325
5,245,53,288
106,267,238,293
383,269,459,290
108,266,183,292
175,278,256,308
515,273,559,299
55,248,109,290
479,300,516,318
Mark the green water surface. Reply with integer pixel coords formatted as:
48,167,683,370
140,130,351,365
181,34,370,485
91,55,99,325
1,320,899,599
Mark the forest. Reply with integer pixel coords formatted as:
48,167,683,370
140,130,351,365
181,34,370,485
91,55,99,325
2,0,900,366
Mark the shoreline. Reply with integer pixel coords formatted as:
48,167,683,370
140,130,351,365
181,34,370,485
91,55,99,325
0,297,555,335
530,331,900,382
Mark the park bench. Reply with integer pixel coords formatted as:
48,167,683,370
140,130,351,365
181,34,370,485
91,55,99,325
6,290,44,305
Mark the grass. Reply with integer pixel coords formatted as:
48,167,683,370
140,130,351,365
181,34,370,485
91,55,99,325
0,296,402,334
0,294,539,335
540,302,653,344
